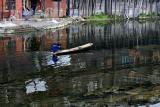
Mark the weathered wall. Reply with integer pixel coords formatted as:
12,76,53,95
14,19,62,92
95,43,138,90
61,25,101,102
15,0,23,19
0,0,66,20
0,0,22,20
69,0,160,18
45,0,66,18
0,0,9,20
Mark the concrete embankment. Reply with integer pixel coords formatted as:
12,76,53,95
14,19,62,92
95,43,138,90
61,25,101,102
0,17,85,34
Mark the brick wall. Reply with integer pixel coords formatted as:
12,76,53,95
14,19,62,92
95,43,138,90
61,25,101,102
45,0,66,18
0,0,66,20
15,0,22,19
0,0,22,20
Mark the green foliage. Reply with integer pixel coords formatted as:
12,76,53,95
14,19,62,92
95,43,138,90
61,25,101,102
138,13,148,17
138,12,159,19
86,13,109,20
85,12,124,21
110,14,124,20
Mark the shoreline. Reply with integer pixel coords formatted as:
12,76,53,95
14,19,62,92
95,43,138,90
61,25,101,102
0,17,85,34
0,16,159,35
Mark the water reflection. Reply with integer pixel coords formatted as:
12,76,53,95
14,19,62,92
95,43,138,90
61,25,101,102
0,21,160,106
25,78,48,94
0,21,160,54
140,103,160,107
43,54,71,68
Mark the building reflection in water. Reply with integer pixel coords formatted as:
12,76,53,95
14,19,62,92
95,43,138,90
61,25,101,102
42,54,71,68
25,78,48,94
0,20,160,106
0,28,67,54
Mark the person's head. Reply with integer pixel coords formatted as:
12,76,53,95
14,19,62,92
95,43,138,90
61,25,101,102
51,43,61,52
55,42,61,45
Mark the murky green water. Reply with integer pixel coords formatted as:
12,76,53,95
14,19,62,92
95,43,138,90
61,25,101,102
0,20,160,107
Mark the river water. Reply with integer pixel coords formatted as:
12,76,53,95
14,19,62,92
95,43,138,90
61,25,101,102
0,20,160,107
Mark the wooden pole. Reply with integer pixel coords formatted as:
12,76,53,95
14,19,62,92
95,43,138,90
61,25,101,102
42,0,45,12
23,0,26,10
9,0,11,18
58,1,60,17
67,0,70,16
105,0,107,14
2,0,4,20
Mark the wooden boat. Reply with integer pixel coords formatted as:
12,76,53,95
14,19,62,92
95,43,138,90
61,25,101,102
53,43,93,55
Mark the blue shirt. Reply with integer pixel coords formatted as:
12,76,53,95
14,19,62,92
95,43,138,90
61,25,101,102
51,43,61,52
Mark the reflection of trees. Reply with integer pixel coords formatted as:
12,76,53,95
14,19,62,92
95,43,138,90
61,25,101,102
23,31,45,51
7,40,16,53
67,21,160,49
26,37,41,51
67,65,160,106
1,65,160,106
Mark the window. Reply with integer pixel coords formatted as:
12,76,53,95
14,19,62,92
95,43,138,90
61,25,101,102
5,0,16,10
53,0,62,1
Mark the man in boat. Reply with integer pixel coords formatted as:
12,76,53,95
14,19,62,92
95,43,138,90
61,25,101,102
51,43,61,63
51,43,61,53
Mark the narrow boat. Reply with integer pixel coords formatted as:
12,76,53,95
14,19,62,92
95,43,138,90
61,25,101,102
53,43,93,55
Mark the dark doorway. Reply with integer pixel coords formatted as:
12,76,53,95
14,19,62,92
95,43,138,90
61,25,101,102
31,0,38,14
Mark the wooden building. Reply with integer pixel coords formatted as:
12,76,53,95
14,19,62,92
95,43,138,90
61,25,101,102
0,0,22,20
0,0,66,20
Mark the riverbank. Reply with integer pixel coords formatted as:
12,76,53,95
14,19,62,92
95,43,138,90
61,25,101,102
0,17,85,34
0,15,159,35
84,13,160,21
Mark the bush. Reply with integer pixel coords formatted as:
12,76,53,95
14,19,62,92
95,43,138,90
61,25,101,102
138,12,159,18
88,13,109,20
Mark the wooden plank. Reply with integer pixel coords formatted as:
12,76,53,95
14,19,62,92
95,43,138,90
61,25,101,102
54,43,93,55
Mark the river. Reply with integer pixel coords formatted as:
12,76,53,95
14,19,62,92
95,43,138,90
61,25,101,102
0,20,160,107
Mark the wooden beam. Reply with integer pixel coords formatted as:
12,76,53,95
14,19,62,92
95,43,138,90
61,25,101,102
2,0,3,20
67,0,70,16
9,0,11,18
54,43,93,55
58,1,60,17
